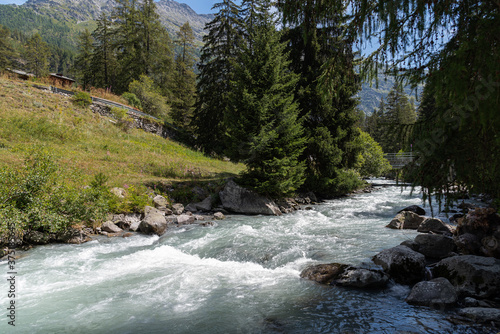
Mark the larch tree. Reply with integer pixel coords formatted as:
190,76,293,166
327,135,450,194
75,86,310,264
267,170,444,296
74,29,94,90
24,33,50,78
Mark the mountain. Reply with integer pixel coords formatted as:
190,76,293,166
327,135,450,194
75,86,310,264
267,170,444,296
21,0,213,43
356,74,422,115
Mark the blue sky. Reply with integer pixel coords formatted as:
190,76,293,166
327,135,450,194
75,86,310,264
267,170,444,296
0,1,221,14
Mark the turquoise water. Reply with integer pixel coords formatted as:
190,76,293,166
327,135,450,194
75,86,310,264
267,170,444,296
0,181,491,333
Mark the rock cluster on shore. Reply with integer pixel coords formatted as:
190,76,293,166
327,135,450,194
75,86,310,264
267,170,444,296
300,204,500,328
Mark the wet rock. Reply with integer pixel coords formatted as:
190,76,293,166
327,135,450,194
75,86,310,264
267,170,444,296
219,179,281,216
406,277,457,307
372,245,426,284
101,221,123,234
214,212,226,220
177,214,195,225
199,221,215,227
455,208,500,258
129,221,141,232
431,255,500,299
194,215,205,221
386,211,425,230
184,203,198,213
458,308,500,324
172,203,185,215
139,212,168,236
417,218,454,235
23,231,51,245
165,215,179,224
122,232,134,238
334,267,389,289
398,205,426,216
153,195,169,210
414,234,456,259
55,228,92,244
400,239,420,252
300,263,349,285
454,233,482,255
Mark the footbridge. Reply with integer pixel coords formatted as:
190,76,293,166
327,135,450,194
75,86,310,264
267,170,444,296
384,152,414,170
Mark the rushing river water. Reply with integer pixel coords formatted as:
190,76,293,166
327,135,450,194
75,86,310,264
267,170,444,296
0,180,493,334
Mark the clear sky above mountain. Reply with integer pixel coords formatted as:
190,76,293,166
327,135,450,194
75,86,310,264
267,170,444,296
0,1,223,14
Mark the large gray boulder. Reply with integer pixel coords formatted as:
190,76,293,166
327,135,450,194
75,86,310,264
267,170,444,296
386,211,425,229
172,203,185,215
153,195,169,210
414,234,456,259
334,267,389,289
101,221,123,234
300,263,389,289
417,218,454,235
398,205,426,216
139,212,168,236
372,245,426,284
432,255,500,299
219,179,281,216
300,263,349,285
406,277,457,307
177,214,195,225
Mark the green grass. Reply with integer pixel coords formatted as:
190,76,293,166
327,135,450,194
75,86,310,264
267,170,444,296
0,76,244,189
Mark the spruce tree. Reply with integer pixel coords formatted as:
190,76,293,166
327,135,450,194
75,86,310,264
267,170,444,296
278,0,361,197
171,22,196,131
24,33,50,78
227,1,305,196
92,13,116,89
193,0,243,156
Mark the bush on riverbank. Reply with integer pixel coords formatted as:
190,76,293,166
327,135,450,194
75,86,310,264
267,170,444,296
0,148,110,244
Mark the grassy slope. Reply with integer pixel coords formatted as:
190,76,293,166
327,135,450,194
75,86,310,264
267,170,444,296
0,76,244,189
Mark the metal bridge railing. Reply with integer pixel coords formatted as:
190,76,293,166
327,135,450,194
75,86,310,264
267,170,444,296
384,152,414,169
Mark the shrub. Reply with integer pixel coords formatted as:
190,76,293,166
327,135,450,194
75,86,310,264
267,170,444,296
110,107,134,132
0,148,110,243
72,91,92,108
129,75,170,120
122,92,142,110
108,185,153,214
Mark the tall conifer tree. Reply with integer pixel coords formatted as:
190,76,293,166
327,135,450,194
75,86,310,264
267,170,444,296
24,33,50,78
227,0,305,196
193,0,243,155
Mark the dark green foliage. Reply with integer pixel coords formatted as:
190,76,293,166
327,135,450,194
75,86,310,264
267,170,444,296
171,22,196,131
72,91,92,108
366,83,417,153
0,149,110,240
193,0,243,156
353,130,391,178
122,92,142,109
353,0,500,206
73,29,94,90
278,0,361,197
129,75,170,119
226,1,305,197
0,24,15,71
24,33,50,77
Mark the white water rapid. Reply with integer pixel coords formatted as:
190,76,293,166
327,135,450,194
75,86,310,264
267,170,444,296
0,180,492,333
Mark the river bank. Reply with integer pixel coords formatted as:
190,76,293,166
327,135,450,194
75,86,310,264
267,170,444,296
1,179,498,333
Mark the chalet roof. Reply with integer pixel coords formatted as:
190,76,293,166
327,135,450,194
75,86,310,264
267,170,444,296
7,68,35,77
49,73,76,82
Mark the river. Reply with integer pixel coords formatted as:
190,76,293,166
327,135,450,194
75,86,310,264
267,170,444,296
0,180,492,333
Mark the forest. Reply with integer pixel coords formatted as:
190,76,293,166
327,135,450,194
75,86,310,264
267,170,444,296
1,0,499,205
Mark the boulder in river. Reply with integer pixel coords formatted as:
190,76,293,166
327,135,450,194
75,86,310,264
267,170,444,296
300,263,389,289
101,221,123,234
417,218,454,235
172,203,185,215
414,234,456,259
177,214,195,225
406,277,457,307
372,245,426,284
300,263,349,285
398,205,426,216
431,255,500,299
334,267,389,289
455,208,500,258
219,179,281,216
139,212,168,236
386,211,425,230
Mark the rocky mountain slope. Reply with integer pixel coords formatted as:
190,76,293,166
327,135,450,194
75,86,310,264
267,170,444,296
22,0,213,43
